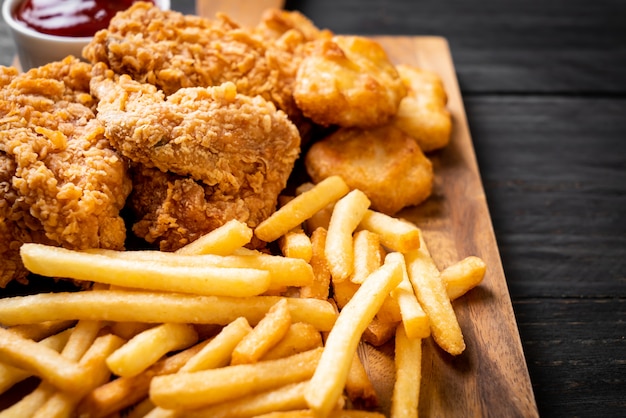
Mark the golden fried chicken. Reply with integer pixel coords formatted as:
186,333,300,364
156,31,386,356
392,65,452,152
83,3,305,123
0,58,132,287
89,64,301,251
129,164,270,251
305,125,433,215
294,35,406,128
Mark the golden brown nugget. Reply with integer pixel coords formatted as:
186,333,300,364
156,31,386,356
393,65,452,152
305,125,433,215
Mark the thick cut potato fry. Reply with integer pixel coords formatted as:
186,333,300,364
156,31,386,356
441,256,487,300
390,325,422,418
90,248,315,290
231,299,292,365
0,291,337,331
362,316,398,346
0,321,102,415
279,227,313,262
175,219,253,255
150,347,323,410
325,189,371,282
295,183,335,233
255,176,350,243
0,328,95,392
255,410,386,418
180,317,252,372
305,252,403,417
345,352,378,408
350,230,383,284
0,328,71,395
77,341,210,418
156,381,311,418
32,333,125,418
106,323,198,378
20,244,271,297
391,257,430,339
405,235,465,355
261,322,323,361
8,320,75,341
300,227,331,300
358,210,420,253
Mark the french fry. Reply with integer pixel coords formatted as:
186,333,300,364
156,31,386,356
0,291,337,331
358,210,420,253
295,183,335,233
20,243,271,297
254,410,386,417
261,322,323,361
175,219,253,255
299,227,331,300
89,249,315,290
441,256,487,300
345,352,378,408
106,323,198,378
325,189,371,282
279,226,313,262
231,299,292,365
405,234,465,355
349,230,383,284
32,333,125,418
305,253,404,417
362,316,398,347
155,381,311,418
180,317,252,372
150,347,324,410
255,176,350,243
390,257,430,340
390,325,422,418
0,328,72,395
0,327,98,392
77,340,211,418
0,320,103,416
8,320,75,341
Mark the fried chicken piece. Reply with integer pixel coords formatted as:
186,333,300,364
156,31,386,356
392,65,452,152
294,36,406,128
305,125,433,215
129,165,270,251
89,64,301,251
0,58,132,287
83,3,303,122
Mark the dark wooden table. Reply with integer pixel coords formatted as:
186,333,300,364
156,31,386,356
1,0,624,416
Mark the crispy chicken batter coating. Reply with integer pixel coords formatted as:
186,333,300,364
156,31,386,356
305,125,433,215
83,3,305,122
294,36,406,128
392,65,452,152
0,58,132,287
89,64,301,251
129,165,270,251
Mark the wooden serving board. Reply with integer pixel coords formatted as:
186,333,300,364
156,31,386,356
358,36,539,417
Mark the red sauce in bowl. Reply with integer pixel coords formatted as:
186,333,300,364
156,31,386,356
14,0,154,37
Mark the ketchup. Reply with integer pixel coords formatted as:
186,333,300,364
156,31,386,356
14,0,155,37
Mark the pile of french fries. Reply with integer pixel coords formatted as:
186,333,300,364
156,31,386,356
0,175,486,418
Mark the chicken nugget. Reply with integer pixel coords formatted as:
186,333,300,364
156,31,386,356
392,65,452,152
294,36,406,128
305,126,433,215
